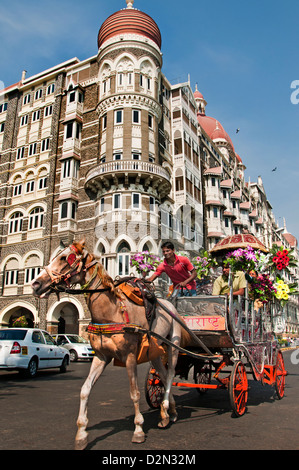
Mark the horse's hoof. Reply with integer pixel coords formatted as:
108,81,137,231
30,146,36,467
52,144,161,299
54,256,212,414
158,417,169,428
132,432,145,443
170,412,178,423
74,438,88,450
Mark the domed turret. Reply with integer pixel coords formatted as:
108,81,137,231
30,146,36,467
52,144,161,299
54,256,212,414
98,0,162,49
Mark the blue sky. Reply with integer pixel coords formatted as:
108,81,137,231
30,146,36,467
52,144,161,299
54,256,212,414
1,0,298,241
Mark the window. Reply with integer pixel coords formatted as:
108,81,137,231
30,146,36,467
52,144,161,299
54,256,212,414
29,207,44,230
118,73,123,86
225,217,229,228
9,212,23,234
102,114,107,129
0,102,8,113
117,242,130,276
16,147,25,160
149,196,155,212
113,193,121,210
140,74,143,87
100,197,105,213
5,269,19,286
132,193,140,209
132,109,140,124
28,143,37,156
25,180,35,193
13,184,22,197
65,121,81,140
66,122,73,139
44,105,53,117
69,91,76,103
32,110,40,122
62,158,79,179
35,89,43,100
47,83,55,95
147,78,151,90
20,115,28,126
0,122,5,133
114,109,123,124
41,138,50,152
103,78,111,94
23,94,31,105
60,202,68,219
211,177,216,187
60,201,77,220
38,176,48,190
148,114,153,128
25,267,41,284
213,207,218,218
132,153,140,169
32,331,44,344
114,153,122,169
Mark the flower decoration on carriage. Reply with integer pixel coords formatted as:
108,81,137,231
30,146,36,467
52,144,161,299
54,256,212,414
268,245,298,273
248,273,276,304
273,277,299,307
254,251,271,273
225,245,258,273
192,250,218,280
130,252,161,275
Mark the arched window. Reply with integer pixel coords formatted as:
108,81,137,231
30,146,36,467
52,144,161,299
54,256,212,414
29,207,44,230
24,254,41,284
4,258,19,286
9,212,23,234
117,241,131,276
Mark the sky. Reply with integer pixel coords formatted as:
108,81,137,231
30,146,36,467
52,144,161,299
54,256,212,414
1,0,298,242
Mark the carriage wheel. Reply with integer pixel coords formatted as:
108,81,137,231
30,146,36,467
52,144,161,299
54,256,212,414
194,362,212,394
275,351,286,399
145,367,165,409
229,361,248,417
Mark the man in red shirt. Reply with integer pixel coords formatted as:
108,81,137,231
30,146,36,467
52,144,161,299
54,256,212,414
147,241,197,296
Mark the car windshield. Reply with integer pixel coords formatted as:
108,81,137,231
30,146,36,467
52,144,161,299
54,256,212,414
66,335,88,344
0,329,27,340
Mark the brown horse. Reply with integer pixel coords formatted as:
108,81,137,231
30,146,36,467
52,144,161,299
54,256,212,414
31,239,185,449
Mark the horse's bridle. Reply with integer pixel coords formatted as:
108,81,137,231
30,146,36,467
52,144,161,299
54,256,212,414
44,244,98,291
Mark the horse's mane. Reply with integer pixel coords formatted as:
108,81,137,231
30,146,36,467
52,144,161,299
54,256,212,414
88,253,123,300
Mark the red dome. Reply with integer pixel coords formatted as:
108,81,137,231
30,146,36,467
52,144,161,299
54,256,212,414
98,8,162,49
197,114,234,151
194,89,204,100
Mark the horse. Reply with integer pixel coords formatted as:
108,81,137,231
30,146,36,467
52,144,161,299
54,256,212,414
31,239,187,450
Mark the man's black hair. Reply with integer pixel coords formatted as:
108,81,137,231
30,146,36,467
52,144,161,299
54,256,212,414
161,241,175,250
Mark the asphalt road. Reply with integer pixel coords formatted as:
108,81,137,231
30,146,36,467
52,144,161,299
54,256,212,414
0,350,298,451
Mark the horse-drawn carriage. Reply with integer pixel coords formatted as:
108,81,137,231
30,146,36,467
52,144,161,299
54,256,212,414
145,275,287,417
31,238,288,448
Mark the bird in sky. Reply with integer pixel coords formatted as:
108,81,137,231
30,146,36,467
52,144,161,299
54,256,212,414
236,128,240,133
272,167,277,172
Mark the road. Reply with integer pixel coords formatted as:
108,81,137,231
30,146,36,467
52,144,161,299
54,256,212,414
0,349,298,451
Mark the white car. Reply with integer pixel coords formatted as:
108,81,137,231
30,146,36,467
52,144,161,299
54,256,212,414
53,334,95,362
0,328,69,378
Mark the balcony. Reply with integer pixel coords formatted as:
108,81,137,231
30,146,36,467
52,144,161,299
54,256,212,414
85,160,172,199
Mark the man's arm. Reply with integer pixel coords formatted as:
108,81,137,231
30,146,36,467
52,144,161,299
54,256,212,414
146,272,159,283
179,268,197,288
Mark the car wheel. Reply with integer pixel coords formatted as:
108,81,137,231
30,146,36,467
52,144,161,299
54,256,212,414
69,349,78,362
60,356,68,373
25,357,38,378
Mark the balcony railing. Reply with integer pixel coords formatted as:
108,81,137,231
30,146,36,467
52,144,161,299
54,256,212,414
85,160,171,185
